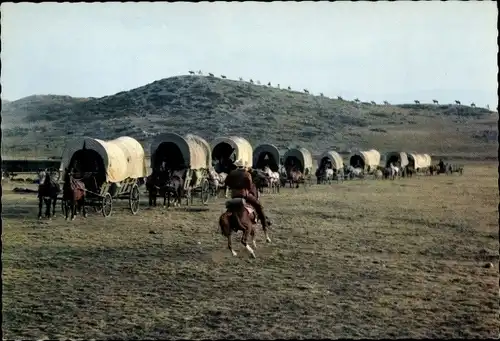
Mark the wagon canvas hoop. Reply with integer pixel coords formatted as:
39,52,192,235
407,153,431,170
150,133,211,171
349,149,381,170
60,136,147,183
318,151,344,170
211,136,253,168
253,143,281,172
384,152,409,168
283,147,313,175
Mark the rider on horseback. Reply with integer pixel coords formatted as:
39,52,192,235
224,160,268,230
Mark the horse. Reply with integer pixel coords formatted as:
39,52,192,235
286,167,304,188
146,169,169,207
208,167,223,197
37,169,61,219
62,168,87,221
315,164,334,185
346,165,364,179
219,197,272,258
389,163,399,180
263,166,280,193
164,169,187,208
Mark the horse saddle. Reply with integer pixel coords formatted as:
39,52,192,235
225,198,257,224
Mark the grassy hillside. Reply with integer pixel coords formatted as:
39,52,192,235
1,75,497,159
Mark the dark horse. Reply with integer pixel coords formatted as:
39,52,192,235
146,169,169,207
164,169,187,207
37,169,61,219
146,168,187,208
219,197,272,258
62,168,87,221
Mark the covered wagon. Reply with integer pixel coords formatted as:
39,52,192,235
59,136,147,217
211,136,253,173
253,143,281,172
283,147,313,175
150,133,212,204
384,151,409,168
407,153,431,173
349,149,381,171
318,150,344,170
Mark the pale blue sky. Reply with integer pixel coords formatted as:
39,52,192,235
1,2,497,108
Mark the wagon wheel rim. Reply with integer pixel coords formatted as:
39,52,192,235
129,184,140,215
201,179,210,205
102,193,113,217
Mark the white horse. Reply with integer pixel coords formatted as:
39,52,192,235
347,165,364,179
389,163,399,180
263,166,280,193
208,168,228,198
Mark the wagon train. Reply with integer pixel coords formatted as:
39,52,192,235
59,136,147,217
150,133,212,205
283,147,314,187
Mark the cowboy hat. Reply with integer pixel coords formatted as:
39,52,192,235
234,160,244,167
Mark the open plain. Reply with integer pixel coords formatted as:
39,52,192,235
2,162,498,339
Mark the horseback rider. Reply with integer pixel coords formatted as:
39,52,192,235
224,160,268,229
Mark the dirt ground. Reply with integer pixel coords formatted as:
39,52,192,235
2,163,498,339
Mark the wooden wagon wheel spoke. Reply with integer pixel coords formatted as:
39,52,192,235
200,178,211,205
129,183,140,215
102,192,113,217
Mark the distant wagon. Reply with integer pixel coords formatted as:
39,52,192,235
211,136,253,173
318,150,344,170
283,147,313,185
150,133,212,205
253,143,281,172
407,153,431,174
384,151,409,168
349,149,381,172
59,136,147,217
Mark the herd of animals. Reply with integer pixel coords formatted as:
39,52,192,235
30,151,464,258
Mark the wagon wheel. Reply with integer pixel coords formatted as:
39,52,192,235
200,178,211,205
101,193,113,217
129,184,140,215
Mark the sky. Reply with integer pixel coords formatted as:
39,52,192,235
1,2,498,108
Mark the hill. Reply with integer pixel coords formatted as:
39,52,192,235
1,75,497,160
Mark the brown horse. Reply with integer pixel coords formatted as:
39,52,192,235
164,169,186,207
37,169,61,219
287,167,303,188
219,197,272,258
62,168,87,221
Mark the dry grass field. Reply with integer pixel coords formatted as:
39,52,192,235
2,163,499,339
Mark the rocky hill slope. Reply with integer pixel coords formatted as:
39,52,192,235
1,75,497,160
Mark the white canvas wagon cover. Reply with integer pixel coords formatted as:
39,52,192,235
384,151,409,168
253,143,281,171
283,147,313,173
150,133,211,170
60,136,147,183
211,136,253,167
349,149,381,169
318,150,344,170
407,153,431,169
